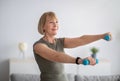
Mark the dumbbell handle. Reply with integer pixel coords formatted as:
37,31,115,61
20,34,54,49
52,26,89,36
82,53,98,65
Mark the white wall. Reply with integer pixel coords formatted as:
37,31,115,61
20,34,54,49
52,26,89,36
0,0,120,81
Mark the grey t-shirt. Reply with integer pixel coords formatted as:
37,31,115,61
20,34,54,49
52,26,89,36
33,38,68,81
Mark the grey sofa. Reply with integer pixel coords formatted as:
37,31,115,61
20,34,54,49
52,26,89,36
10,73,120,81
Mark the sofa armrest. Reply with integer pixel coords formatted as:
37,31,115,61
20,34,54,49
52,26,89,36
10,74,40,81
66,73,75,81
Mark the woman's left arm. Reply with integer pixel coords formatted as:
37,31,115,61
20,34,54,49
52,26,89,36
64,32,111,48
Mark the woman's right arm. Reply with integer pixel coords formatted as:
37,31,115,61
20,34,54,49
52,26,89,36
33,43,76,63
34,43,96,65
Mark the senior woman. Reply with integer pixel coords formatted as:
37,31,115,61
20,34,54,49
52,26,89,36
33,11,111,81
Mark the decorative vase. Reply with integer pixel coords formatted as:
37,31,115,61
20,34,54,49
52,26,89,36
91,54,97,59
18,42,28,58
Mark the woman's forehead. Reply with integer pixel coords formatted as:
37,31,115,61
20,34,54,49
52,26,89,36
46,16,58,21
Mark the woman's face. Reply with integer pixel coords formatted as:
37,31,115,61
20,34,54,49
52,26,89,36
43,17,59,36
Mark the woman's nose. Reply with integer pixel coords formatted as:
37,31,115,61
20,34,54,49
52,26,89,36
53,22,57,27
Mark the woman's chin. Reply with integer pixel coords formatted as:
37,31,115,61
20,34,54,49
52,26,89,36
52,32,57,35
53,33,57,35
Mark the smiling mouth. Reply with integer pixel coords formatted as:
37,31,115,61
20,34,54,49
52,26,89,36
52,29,57,31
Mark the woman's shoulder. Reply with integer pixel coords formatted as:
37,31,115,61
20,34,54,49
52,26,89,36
33,38,44,47
56,37,65,45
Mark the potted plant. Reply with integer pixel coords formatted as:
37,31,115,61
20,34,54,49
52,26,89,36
90,47,99,59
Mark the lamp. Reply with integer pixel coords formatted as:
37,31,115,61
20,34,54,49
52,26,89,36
18,42,28,58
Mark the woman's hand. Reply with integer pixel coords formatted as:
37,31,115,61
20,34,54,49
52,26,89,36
84,56,96,66
103,32,112,41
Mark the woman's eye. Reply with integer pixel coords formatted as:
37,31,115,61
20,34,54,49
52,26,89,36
49,22,53,23
49,21,58,23
50,21,54,23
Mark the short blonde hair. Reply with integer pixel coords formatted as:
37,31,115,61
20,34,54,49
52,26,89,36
38,11,58,35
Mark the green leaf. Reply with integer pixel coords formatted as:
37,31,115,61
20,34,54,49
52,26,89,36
90,47,99,54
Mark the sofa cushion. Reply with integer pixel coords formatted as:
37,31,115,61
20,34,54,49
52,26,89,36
75,75,120,81
10,73,120,81
11,74,40,81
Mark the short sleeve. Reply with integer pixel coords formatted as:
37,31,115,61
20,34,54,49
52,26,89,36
57,38,65,47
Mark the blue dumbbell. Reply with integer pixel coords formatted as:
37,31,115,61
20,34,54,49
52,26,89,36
82,58,99,65
104,35,111,41
82,59,90,65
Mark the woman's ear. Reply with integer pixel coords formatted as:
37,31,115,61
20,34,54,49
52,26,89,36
43,26,45,30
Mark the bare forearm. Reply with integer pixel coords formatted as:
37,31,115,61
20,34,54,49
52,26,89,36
64,34,105,48
78,34,104,46
47,51,76,64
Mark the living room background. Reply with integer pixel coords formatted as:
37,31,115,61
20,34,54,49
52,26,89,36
0,0,120,81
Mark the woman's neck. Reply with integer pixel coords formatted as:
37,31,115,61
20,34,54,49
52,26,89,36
43,35,56,44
